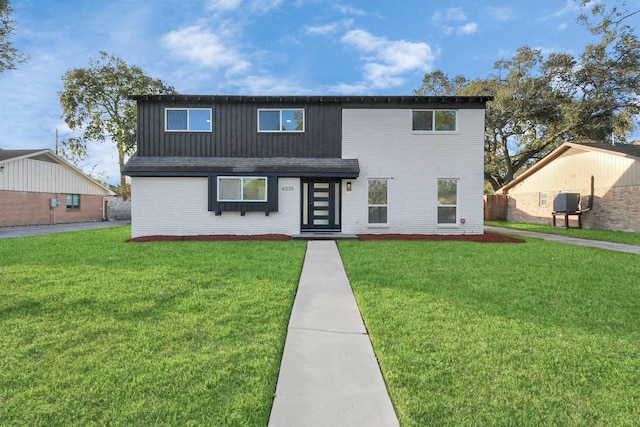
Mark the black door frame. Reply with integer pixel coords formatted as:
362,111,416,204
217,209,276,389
301,178,341,231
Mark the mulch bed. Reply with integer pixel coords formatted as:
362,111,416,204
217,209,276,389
127,234,292,242
357,232,525,243
127,232,524,243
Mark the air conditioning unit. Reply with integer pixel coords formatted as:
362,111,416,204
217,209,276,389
553,193,580,213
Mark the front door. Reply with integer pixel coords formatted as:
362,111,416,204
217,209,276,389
301,179,341,231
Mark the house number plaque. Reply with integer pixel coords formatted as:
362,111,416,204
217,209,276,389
281,185,295,192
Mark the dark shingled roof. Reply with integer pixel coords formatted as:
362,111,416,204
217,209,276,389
572,142,640,159
0,149,46,162
122,156,360,178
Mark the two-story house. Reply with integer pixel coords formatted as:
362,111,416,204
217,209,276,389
122,95,491,238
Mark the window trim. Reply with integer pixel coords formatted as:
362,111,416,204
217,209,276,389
208,176,278,215
257,108,305,133
437,178,458,225
412,109,457,132
540,192,548,207
66,193,81,210
217,176,268,202
367,178,389,225
165,108,212,132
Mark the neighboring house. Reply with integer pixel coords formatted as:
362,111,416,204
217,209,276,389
0,149,115,227
122,95,491,238
498,142,640,232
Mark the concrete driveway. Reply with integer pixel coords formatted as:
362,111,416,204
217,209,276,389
0,220,130,239
484,225,640,254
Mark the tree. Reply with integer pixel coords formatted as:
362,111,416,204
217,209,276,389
578,1,640,35
416,3,640,192
59,52,176,193
0,0,27,73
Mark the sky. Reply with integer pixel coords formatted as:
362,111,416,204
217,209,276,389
0,0,622,185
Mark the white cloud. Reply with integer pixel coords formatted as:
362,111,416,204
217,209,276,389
457,22,478,35
206,0,242,11
205,0,282,14
433,7,468,22
432,7,478,36
228,75,311,95
334,4,367,16
306,23,340,35
160,25,251,76
249,0,283,14
549,0,582,18
341,29,438,89
486,7,513,21
327,82,371,94
306,19,353,35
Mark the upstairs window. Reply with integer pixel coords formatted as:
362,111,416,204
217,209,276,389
258,109,304,132
166,108,212,132
413,110,457,132
217,177,267,202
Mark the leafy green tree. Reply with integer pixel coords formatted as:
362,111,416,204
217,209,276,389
416,3,640,192
59,52,176,191
578,1,640,35
0,0,27,73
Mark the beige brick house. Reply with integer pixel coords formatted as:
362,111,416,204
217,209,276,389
0,149,115,227
498,142,640,232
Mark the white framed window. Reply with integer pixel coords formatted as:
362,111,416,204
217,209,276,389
368,179,388,224
217,177,267,202
437,179,457,224
540,192,548,207
413,110,457,132
165,108,212,132
258,109,305,132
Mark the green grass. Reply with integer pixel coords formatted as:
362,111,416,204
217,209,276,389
0,227,306,426
486,220,640,246
339,239,640,426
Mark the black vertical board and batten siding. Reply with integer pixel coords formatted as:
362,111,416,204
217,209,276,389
136,101,342,158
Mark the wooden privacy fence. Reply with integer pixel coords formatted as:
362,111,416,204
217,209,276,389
484,195,508,220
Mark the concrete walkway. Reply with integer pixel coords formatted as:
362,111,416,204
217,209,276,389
485,225,640,254
269,240,399,427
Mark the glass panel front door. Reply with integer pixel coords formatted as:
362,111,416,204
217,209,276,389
301,179,341,231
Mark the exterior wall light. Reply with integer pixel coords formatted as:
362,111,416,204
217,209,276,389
346,182,352,192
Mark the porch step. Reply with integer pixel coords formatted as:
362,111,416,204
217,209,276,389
291,232,359,241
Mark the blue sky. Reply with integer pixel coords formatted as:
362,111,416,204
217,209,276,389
0,0,612,184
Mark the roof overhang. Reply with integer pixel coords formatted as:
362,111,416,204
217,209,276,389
498,142,640,194
122,156,360,179
0,148,115,195
129,94,493,108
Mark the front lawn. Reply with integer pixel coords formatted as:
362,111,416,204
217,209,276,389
339,239,640,426
0,227,306,426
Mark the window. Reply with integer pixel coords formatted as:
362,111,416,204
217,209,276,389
217,177,267,202
258,109,304,132
437,179,457,224
540,192,548,207
368,179,388,224
413,110,457,131
66,194,80,210
165,108,212,131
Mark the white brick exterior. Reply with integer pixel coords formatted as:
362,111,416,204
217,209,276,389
131,177,300,238
341,108,485,235
129,107,486,237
